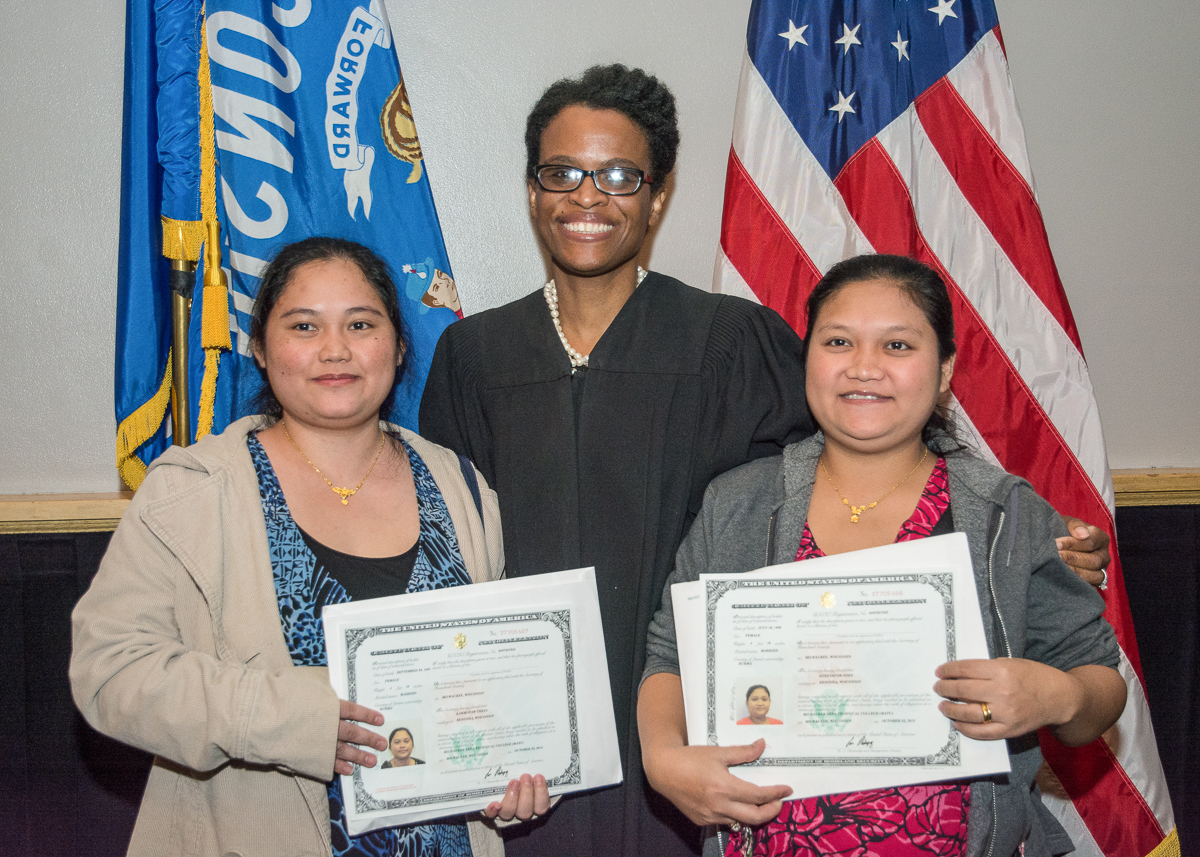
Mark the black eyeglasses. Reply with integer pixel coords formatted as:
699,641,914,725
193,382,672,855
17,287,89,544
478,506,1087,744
534,164,652,196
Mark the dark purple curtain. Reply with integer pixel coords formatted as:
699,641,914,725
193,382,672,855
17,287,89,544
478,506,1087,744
0,505,1194,856
0,532,150,857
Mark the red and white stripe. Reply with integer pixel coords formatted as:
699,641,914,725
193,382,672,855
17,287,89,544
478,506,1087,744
716,26,1176,857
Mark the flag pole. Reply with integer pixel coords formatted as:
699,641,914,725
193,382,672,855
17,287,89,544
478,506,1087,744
169,256,194,447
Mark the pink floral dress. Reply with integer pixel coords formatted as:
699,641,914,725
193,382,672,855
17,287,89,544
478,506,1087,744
727,458,970,857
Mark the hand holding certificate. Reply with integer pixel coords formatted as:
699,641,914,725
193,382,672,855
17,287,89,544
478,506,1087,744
671,534,1010,798
324,568,622,836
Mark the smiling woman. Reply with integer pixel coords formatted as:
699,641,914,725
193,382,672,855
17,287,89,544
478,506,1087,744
69,237,541,857
527,104,663,293
638,254,1126,857
247,237,409,432
420,65,814,857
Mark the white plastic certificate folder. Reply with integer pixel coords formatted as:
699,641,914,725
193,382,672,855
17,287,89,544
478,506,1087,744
324,567,622,835
673,533,1010,798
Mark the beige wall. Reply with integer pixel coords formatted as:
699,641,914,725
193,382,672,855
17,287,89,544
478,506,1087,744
1,0,1196,494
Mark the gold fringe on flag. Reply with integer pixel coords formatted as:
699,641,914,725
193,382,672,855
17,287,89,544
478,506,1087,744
194,8,229,440
116,351,173,490
198,9,217,226
161,216,206,262
1147,829,1181,857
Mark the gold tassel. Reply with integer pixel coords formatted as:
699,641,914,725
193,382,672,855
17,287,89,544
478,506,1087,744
196,219,231,439
117,5,220,480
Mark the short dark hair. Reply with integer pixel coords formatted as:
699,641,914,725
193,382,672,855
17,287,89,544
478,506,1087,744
248,237,410,421
746,684,771,701
525,64,679,185
802,254,961,447
388,727,413,744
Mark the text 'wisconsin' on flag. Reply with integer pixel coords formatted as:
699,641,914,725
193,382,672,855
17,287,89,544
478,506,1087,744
715,1,1178,855
115,0,461,487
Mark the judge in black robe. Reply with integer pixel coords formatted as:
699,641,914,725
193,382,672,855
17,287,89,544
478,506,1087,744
421,60,1111,857
420,271,813,856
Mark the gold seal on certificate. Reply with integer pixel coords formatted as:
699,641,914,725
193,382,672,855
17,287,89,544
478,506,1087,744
673,534,1011,798
324,568,622,835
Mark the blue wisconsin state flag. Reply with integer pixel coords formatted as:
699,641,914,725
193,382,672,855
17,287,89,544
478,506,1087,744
115,0,459,488
114,0,176,489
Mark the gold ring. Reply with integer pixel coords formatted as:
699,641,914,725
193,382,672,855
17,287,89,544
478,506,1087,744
980,702,992,723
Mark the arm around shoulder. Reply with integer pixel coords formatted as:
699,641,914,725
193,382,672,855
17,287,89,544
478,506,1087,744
1019,483,1120,674
711,300,813,459
934,481,1125,746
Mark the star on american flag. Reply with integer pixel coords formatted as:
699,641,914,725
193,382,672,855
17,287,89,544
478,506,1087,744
828,90,856,122
778,20,808,49
834,22,862,54
928,0,958,25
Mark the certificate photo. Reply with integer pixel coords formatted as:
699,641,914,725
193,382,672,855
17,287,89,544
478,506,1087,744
324,567,622,835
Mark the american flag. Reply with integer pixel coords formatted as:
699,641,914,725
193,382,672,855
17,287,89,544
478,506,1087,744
714,1,1177,854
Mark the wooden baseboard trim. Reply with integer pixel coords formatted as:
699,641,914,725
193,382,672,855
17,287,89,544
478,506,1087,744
0,468,1197,534
0,493,133,535
1112,468,1200,508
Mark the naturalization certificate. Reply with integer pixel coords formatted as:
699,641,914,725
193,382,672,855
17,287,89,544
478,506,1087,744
674,534,1010,797
324,568,622,835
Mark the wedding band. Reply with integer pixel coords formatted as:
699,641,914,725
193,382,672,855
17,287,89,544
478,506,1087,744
980,702,992,723
1099,567,1109,591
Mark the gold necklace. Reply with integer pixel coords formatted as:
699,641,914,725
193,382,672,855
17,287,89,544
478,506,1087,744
819,447,930,523
282,420,386,506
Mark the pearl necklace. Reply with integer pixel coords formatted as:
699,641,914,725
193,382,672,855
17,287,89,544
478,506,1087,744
544,267,648,369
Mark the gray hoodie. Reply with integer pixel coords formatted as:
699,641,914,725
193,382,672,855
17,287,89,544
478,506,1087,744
643,433,1119,857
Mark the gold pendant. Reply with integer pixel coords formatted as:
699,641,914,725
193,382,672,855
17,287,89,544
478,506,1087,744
823,448,929,526
282,420,386,510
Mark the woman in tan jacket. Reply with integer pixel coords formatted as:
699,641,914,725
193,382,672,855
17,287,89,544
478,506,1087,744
70,237,547,857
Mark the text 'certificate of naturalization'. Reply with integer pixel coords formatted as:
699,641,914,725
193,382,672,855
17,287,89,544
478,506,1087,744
674,534,1009,797
324,568,621,835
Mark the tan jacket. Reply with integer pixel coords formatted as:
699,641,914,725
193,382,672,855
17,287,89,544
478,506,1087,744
70,416,506,857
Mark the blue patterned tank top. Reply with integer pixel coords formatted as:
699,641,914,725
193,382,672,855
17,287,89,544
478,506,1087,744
250,432,474,857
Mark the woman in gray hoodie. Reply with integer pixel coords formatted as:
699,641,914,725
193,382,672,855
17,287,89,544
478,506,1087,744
638,254,1125,857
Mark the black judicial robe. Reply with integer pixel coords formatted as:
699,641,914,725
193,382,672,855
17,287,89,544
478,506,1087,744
420,272,813,857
